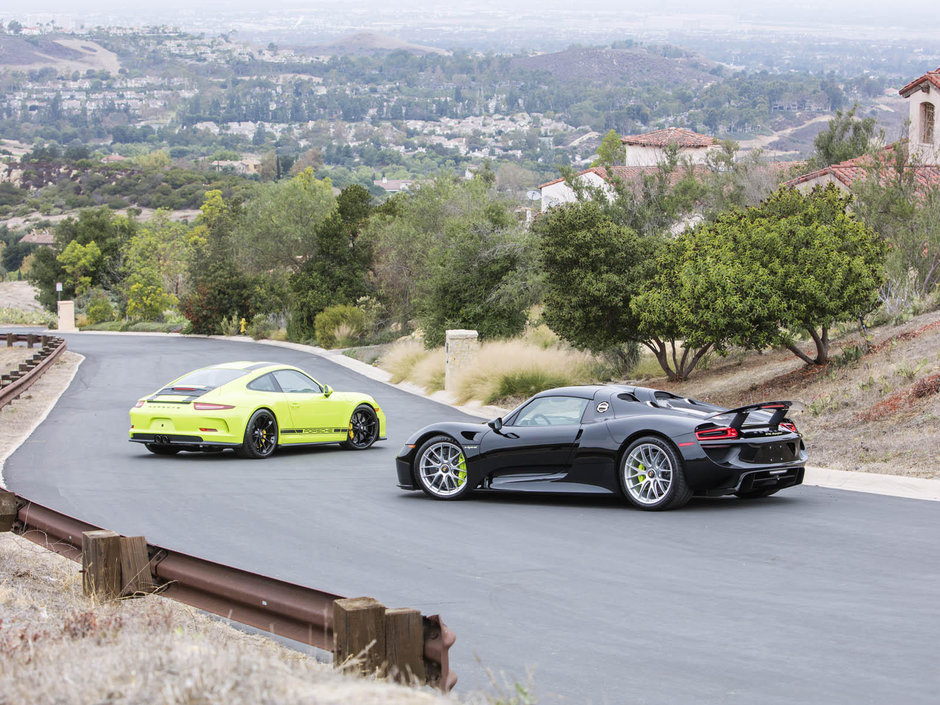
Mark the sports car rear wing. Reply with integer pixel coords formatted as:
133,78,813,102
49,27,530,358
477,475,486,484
704,401,793,430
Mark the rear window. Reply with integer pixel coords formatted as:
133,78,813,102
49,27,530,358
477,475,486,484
171,368,246,389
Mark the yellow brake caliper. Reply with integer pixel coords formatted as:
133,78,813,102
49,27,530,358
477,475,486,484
457,454,467,486
637,462,646,483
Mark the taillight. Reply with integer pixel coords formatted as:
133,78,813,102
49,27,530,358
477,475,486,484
780,422,798,433
695,426,739,441
193,402,235,411
134,400,145,408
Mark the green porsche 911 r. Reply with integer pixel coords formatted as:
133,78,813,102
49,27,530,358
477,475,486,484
129,361,386,458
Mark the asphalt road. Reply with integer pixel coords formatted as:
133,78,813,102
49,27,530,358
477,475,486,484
5,333,940,704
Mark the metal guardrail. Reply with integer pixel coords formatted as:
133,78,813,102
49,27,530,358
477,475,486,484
1,494,457,691
0,333,66,410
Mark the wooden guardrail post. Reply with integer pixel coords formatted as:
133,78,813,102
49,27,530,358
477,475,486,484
385,608,426,684
119,535,155,595
0,491,16,532
334,597,387,675
26,334,35,348
82,530,122,599
5,333,13,347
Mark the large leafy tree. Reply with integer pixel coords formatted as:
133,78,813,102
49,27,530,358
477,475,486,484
180,191,255,334
234,168,337,273
668,185,886,366
287,185,374,340
367,175,536,345
122,210,192,321
29,207,136,310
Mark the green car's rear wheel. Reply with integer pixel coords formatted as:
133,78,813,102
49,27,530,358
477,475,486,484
236,409,278,459
145,443,180,456
341,404,380,450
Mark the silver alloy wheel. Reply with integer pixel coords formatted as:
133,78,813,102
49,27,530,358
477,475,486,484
623,443,674,506
418,441,468,498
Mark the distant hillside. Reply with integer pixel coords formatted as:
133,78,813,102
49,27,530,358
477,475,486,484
301,32,449,57
0,36,119,73
511,46,716,87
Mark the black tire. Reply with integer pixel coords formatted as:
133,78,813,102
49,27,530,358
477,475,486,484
145,443,180,456
619,436,693,511
735,487,781,499
340,404,380,450
413,435,473,500
236,409,279,459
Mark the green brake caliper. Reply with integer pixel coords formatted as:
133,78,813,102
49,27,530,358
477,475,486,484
457,454,467,485
637,462,646,483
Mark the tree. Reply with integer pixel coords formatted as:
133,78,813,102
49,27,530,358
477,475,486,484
235,168,337,274
28,208,136,310
121,211,191,320
367,175,536,344
180,191,255,334
537,201,657,352
592,129,625,167
57,240,102,296
289,147,324,176
287,185,374,340
809,104,881,169
851,143,940,303
672,185,886,366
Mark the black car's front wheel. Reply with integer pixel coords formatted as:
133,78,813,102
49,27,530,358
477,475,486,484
340,404,379,450
414,435,472,500
236,409,278,459
620,436,692,511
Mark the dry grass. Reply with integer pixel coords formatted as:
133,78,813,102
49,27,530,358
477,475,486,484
657,310,940,477
0,347,31,374
451,340,597,405
379,339,432,384
410,350,445,392
0,533,452,705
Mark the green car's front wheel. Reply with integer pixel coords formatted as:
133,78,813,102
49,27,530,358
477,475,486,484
341,404,380,450
236,409,278,459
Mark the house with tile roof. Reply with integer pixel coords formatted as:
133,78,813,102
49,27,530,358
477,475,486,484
538,128,719,212
786,67,940,193
621,127,719,167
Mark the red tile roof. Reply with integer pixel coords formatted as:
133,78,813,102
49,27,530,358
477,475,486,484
620,128,716,148
898,67,940,97
784,143,940,191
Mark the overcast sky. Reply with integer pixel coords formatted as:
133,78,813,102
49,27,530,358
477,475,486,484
1,0,938,27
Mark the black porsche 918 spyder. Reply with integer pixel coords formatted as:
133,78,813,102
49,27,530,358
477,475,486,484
396,385,807,510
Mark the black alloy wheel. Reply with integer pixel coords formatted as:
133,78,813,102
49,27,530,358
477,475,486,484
341,405,380,450
145,443,180,455
237,409,278,459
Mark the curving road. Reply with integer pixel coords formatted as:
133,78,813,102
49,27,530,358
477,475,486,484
5,333,940,704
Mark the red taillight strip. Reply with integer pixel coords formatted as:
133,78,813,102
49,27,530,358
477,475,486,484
695,426,739,441
780,422,798,433
193,402,235,411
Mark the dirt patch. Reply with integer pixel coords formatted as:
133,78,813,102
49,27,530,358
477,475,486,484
0,533,450,705
0,282,42,312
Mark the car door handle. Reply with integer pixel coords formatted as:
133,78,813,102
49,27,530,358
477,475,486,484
290,402,301,407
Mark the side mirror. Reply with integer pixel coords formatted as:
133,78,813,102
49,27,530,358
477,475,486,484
323,384,333,398
487,417,503,432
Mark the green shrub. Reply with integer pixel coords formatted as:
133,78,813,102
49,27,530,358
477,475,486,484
247,314,275,340
0,307,57,327
314,304,366,349
86,293,115,324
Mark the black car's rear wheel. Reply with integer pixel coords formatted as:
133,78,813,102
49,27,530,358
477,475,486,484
414,435,472,500
236,409,278,459
620,436,692,511
340,405,379,450
145,443,180,455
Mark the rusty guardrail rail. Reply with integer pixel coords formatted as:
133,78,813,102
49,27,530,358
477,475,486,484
0,493,456,691
0,332,67,410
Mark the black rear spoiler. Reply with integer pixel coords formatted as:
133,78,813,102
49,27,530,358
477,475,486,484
705,401,792,430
